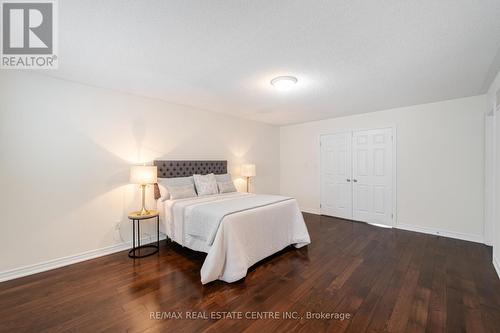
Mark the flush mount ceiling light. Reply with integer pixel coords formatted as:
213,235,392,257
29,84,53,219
270,76,298,90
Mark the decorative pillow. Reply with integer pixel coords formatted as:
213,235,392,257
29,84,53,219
157,176,195,201
166,184,197,200
193,173,218,196
218,180,237,194
215,173,232,183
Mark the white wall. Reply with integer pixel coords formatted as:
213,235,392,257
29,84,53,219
486,69,500,275
0,71,280,274
280,95,486,241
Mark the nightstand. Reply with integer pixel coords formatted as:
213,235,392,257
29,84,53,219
127,210,160,259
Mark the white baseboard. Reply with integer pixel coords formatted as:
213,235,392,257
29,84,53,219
0,234,166,283
396,223,484,244
301,207,320,215
304,210,485,244
493,255,500,280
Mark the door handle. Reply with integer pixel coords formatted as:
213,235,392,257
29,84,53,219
346,179,351,182
353,179,358,182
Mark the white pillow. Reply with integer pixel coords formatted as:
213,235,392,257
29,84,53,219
167,184,197,200
218,180,237,194
215,173,232,183
193,173,218,196
158,176,195,200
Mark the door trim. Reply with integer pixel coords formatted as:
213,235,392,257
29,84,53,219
319,125,397,226
484,110,495,246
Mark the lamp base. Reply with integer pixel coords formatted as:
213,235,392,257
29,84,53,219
137,184,151,216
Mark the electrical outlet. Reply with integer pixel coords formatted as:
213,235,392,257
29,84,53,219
114,221,121,230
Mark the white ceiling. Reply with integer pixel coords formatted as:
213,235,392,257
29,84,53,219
46,0,500,125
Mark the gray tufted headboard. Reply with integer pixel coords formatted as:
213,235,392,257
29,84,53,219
154,160,227,178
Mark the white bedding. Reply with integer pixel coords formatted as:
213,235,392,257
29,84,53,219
158,192,311,284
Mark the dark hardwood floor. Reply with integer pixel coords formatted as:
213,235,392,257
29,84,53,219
1,213,500,332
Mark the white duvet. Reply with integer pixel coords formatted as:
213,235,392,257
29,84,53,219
158,192,311,284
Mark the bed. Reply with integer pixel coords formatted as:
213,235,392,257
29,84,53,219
154,160,311,284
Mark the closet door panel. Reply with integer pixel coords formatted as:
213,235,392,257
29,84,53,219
320,133,352,219
352,128,393,226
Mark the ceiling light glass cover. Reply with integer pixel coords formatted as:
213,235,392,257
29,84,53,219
270,76,298,90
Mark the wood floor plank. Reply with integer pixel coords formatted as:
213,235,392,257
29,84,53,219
0,213,499,333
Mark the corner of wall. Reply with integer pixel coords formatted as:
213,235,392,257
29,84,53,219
493,255,500,280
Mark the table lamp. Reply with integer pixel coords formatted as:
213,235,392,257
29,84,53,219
130,165,157,215
241,164,256,193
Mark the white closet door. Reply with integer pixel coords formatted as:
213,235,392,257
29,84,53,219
320,133,352,219
352,128,393,226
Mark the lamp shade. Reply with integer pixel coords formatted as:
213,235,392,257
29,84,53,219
241,164,256,177
130,165,157,184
